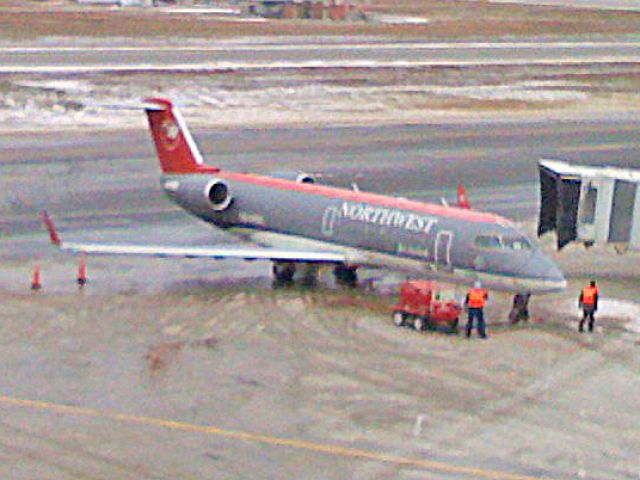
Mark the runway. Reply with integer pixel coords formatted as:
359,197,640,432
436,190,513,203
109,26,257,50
5,40,640,73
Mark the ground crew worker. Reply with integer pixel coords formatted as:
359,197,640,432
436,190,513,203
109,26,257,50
578,280,599,332
465,281,489,338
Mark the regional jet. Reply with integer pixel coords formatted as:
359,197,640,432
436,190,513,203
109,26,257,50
44,97,566,295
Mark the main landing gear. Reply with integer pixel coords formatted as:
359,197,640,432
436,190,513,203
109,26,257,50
333,264,358,287
272,262,296,286
271,262,358,288
272,262,321,287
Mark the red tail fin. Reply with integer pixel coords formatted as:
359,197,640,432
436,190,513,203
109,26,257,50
457,183,471,209
144,98,217,174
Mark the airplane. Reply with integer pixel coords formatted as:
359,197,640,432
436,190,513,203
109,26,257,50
43,97,567,296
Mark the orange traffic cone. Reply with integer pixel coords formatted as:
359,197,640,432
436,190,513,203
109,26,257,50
77,257,87,288
31,265,42,291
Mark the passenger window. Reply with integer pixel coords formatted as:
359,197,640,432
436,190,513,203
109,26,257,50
475,235,501,250
503,237,531,251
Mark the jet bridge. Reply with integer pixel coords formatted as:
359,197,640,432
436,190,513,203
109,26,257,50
538,159,640,252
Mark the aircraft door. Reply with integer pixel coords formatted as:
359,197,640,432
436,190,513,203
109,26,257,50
435,231,453,271
321,206,339,237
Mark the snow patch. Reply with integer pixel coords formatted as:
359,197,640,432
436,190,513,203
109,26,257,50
599,299,640,324
367,14,431,25
14,79,93,94
0,74,591,133
563,297,640,333
418,83,588,102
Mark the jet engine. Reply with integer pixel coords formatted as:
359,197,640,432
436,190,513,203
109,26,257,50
204,179,233,211
295,173,315,185
162,176,234,214
270,172,316,184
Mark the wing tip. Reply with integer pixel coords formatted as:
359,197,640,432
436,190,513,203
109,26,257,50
41,211,62,246
457,183,471,210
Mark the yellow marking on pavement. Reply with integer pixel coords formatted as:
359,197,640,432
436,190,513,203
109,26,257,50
0,394,549,480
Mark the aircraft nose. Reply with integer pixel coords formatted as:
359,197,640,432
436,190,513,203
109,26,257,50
525,251,566,291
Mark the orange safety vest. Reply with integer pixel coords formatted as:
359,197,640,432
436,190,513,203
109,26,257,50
582,286,598,305
468,288,488,308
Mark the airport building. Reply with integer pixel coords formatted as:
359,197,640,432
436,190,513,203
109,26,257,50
247,0,366,20
74,0,366,18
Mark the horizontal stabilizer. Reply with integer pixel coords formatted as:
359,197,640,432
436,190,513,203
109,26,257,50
83,100,166,111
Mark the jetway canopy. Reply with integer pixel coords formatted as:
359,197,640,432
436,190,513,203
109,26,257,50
538,159,640,251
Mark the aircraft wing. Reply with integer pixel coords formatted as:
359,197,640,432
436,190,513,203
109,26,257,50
42,213,347,264
54,243,347,263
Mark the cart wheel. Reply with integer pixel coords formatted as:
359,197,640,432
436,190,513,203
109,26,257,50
414,317,425,332
449,318,459,334
392,311,406,327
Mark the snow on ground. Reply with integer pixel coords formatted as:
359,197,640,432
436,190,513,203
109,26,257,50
602,299,640,334
560,297,640,334
0,73,593,132
366,14,431,25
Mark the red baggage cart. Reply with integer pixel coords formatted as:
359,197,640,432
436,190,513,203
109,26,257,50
392,280,461,333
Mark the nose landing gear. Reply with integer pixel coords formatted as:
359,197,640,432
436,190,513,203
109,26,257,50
509,292,531,324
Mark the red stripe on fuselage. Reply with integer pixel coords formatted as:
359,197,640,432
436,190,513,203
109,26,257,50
216,171,509,225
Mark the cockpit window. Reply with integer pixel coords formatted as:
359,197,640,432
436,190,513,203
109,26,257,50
503,237,532,251
475,235,501,250
475,235,532,251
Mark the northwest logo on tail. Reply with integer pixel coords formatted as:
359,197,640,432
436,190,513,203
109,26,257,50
160,119,180,150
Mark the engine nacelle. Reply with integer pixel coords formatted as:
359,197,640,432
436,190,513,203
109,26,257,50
270,172,315,184
162,176,233,214
204,179,233,211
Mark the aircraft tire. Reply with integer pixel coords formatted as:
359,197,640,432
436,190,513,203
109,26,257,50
300,263,319,287
449,318,460,335
301,274,318,287
273,262,295,284
392,311,406,327
334,265,358,287
450,318,459,334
